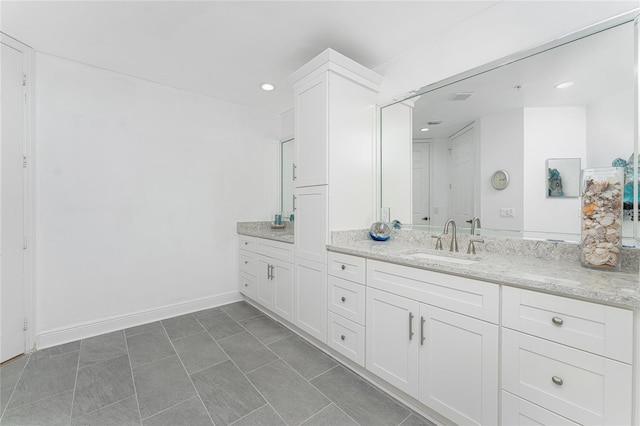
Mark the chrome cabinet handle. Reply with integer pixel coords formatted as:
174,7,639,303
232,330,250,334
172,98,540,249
341,264,346,270
271,265,275,280
552,376,564,386
341,335,346,341
292,195,297,211
244,241,248,246
267,264,271,280
341,296,346,302
420,316,426,345
293,163,297,180
552,316,564,326
244,283,248,287
409,312,415,340
244,261,249,265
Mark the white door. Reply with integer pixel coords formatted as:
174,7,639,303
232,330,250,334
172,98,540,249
294,257,327,343
294,74,327,187
449,125,476,225
418,304,499,426
293,185,327,264
1,41,27,363
365,288,419,397
412,141,430,225
272,259,294,323
256,255,274,310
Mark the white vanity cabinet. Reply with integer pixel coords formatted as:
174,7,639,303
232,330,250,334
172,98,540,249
238,236,257,300
239,236,294,323
501,286,634,425
366,260,499,426
327,252,367,366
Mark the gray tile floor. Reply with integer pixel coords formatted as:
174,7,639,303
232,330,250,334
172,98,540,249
0,301,435,426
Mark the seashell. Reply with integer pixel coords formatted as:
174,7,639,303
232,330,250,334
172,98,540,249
585,251,609,266
600,217,613,226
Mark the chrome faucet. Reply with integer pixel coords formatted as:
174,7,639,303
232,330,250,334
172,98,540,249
470,217,481,236
443,219,458,252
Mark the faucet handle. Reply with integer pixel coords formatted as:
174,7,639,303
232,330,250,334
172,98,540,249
467,238,484,255
431,234,443,251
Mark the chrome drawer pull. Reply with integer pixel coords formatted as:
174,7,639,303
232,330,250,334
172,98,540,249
409,312,415,340
244,241,248,245
552,376,564,386
341,335,346,341
341,264,346,270
341,296,346,302
244,261,249,264
552,316,564,326
244,283,248,287
420,316,426,345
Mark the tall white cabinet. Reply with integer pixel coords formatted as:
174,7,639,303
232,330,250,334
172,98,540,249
289,49,381,343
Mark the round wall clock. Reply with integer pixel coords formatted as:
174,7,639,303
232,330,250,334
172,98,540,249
491,170,510,190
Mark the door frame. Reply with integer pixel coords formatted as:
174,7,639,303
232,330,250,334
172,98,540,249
1,32,36,354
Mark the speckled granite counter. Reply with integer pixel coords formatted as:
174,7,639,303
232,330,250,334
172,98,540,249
327,230,640,309
237,221,294,244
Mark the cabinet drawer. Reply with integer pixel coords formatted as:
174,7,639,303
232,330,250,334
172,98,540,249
328,252,365,284
502,391,579,426
256,238,294,263
367,260,499,323
328,276,365,325
239,250,257,277
240,273,256,300
502,328,632,426
328,312,365,367
239,235,256,252
502,286,633,363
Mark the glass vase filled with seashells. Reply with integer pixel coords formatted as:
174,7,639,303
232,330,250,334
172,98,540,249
580,167,624,271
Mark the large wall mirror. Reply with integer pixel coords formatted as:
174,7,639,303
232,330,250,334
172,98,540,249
280,138,294,215
380,11,639,245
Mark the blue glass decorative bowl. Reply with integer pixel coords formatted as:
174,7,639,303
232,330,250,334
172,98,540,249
369,222,392,241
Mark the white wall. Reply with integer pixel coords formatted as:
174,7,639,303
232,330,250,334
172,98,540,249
586,90,634,168
480,109,524,231
523,107,586,240
35,53,279,347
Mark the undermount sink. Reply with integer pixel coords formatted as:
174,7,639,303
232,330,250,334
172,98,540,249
406,252,478,265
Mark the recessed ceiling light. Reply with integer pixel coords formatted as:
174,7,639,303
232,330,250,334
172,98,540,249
420,127,430,132
555,81,574,89
261,83,275,91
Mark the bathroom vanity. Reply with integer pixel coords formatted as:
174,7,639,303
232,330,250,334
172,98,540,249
238,225,640,425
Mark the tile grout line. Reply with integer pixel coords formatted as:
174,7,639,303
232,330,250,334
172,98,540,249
0,353,31,421
123,329,144,426
226,402,269,426
138,395,200,423
161,320,217,426
70,395,135,423
198,311,289,426
68,340,83,423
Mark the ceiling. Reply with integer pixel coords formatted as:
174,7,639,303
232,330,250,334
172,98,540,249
0,1,501,114
407,19,635,140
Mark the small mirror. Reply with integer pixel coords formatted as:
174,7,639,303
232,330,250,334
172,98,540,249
280,138,294,215
547,158,581,198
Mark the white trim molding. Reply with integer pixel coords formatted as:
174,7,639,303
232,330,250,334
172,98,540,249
36,291,242,350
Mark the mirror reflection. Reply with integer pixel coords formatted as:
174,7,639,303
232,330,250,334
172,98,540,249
547,158,581,198
380,18,636,243
280,138,294,215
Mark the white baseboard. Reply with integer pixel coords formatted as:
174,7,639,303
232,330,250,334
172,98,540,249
36,291,242,350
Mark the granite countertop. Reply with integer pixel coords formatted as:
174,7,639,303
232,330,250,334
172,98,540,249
327,231,640,309
237,221,294,244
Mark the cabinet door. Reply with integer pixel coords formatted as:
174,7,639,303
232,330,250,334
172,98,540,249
294,186,328,264
295,74,327,187
294,258,327,343
272,259,294,323
418,304,498,426
365,288,419,397
256,255,274,310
